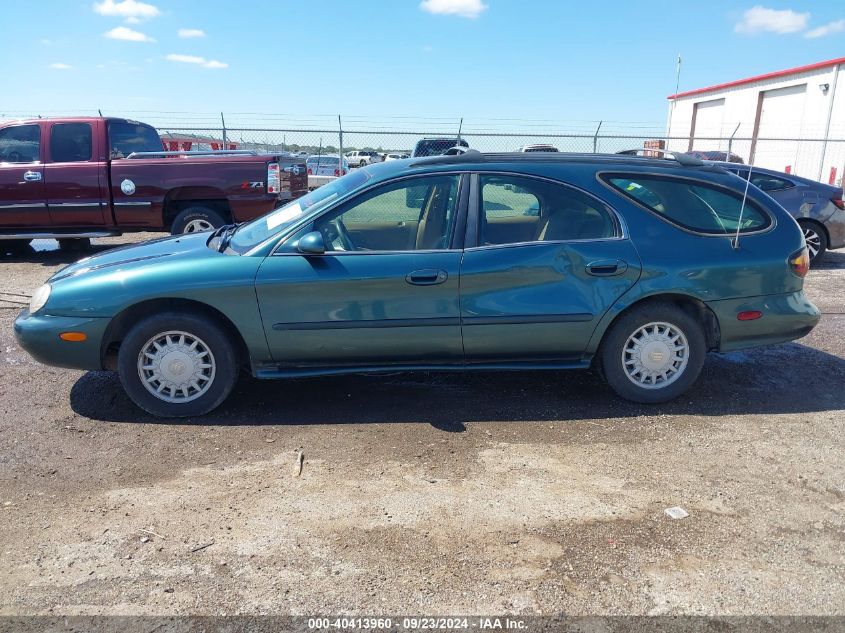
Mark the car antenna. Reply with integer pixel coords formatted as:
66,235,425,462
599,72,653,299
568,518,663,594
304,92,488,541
731,155,755,250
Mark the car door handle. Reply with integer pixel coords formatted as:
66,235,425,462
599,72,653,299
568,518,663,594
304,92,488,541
586,259,627,276
405,269,448,285
22,171,42,182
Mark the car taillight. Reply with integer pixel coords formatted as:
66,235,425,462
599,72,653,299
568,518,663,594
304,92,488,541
334,169,340,177
832,194,844,210
789,247,810,278
307,168,313,175
267,162,281,194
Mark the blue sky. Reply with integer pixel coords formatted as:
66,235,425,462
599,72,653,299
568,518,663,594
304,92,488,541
4,0,845,127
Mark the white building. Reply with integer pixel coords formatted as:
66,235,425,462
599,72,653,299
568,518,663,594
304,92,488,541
666,56,845,184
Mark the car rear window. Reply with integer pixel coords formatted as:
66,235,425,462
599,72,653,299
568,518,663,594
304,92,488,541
604,174,772,235
108,121,163,158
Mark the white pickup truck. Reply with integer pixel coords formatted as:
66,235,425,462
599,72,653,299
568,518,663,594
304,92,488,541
345,150,383,167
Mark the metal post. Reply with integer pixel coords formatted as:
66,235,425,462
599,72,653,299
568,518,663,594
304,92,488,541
457,117,463,144
338,115,343,171
592,120,603,153
221,112,227,149
727,122,741,162
818,64,840,181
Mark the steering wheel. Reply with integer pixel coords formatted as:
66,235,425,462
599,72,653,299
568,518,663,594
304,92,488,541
322,217,355,251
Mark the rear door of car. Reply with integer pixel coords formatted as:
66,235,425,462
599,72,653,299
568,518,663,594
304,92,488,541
0,122,49,228
459,172,642,361
44,120,109,226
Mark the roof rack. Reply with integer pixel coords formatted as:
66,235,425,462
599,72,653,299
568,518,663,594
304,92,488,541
125,149,259,159
615,148,704,166
411,148,705,168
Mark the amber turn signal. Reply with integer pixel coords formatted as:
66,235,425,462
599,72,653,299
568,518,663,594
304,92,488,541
789,247,810,278
59,332,87,342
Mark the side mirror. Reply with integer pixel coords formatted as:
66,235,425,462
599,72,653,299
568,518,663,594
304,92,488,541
296,231,326,255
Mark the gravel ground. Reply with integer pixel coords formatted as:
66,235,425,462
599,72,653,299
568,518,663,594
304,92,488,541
0,237,843,616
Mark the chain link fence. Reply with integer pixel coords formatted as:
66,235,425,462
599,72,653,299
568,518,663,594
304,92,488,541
3,110,844,186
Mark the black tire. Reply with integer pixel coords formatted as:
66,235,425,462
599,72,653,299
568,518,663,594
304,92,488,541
358,160,366,168
58,238,91,252
1,239,31,257
117,311,239,417
798,220,828,265
599,302,706,404
170,206,227,235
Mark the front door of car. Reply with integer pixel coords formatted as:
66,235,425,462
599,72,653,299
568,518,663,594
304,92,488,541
0,123,49,228
460,173,642,361
44,121,108,227
255,173,467,366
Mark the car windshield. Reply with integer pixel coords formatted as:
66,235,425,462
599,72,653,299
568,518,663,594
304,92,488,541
413,139,468,157
308,156,339,165
227,169,372,254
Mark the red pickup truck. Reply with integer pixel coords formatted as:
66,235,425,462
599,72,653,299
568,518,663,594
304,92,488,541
0,116,307,253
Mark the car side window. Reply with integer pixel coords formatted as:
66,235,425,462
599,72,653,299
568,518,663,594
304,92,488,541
478,175,617,246
0,125,41,163
314,175,460,251
605,175,771,234
750,174,794,192
50,123,92,163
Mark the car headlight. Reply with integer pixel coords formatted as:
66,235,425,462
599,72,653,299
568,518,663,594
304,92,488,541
29,284,52,314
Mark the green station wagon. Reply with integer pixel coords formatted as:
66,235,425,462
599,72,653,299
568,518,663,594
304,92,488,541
15,151,820,417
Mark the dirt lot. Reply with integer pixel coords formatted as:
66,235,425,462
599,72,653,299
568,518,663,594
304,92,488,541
0,237,843,616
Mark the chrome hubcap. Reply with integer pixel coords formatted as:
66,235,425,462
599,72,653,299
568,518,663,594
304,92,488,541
803,227,821,258
622,321,689,389
183,219,214,233
137,331,216,403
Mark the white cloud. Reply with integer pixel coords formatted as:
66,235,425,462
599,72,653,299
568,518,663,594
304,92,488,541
734,5,809,34
178,28,206,38
805,19,845,38
104,26,155,42
92,0,160,21
166,53,228,69
48,63,73,70
420,0,487,19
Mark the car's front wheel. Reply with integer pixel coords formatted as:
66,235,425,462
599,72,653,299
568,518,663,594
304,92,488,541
117,312,238,417
599,303,706,404
799,220,827,265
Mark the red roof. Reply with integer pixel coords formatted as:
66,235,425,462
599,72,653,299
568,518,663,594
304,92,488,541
667,56,845,100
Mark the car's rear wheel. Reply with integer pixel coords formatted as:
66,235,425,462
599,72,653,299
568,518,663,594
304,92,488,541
799,220,827,265
359,160,366,167
117,312,238,417
171,206,227,235
599,303,706,404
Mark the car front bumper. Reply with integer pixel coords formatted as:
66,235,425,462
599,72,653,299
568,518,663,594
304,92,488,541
14,310,110,371
707,290,821,353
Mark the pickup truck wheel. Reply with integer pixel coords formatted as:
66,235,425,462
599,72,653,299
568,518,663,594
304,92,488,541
117,312,238,418
358,160,366,167
599,303,706,404
1,240,31,256
171,206,227,235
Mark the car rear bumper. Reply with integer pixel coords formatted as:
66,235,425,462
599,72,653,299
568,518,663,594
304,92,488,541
14,310,109,371
825,206,845,250
707,290,820,352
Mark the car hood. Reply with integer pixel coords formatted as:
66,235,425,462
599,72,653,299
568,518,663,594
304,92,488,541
49,232,217,282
